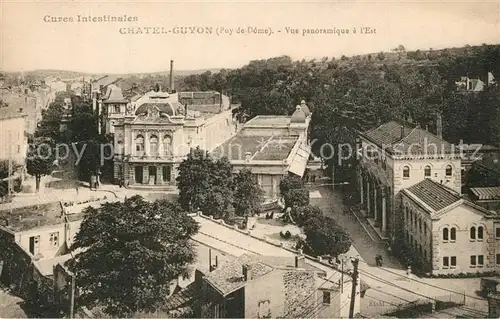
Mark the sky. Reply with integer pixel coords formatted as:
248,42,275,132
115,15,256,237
1,0,499,73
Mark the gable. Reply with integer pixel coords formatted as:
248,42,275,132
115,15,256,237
436,202,491,225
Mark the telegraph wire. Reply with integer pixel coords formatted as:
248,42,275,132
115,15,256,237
357,259,483,301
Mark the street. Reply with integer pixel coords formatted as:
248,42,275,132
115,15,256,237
309,185,488,317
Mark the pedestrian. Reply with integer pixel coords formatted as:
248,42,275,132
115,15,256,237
75,184,79,195
379,255,383,267
119,178,123,188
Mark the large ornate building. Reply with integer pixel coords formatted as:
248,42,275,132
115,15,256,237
357,116,500,275
213,101,312,198
112,86,237,187
356,116,462,243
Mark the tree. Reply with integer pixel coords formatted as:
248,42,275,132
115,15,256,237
377,52,386,61
291,204,323,227
176,147,234,218
233,168,264,217
0,160,8,179
303,215,352,257
279,175,310,209
66,196,200,317
26,137,55,192
35,100,64,141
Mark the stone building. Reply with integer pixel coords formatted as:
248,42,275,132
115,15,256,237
112,86,237,187
356,116,462,245
401,178,500,275
212,101,312,198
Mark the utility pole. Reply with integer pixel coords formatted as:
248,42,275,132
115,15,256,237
7,130,13,198
331,163,335,190
69,274,75,318
348,258,359,319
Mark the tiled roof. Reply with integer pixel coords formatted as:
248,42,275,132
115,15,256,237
103,85,128,103
405,179,461,212
0,202,65,232
204,257,274,296
213,134,298,161
363,121,454,156
163,281,198,312
470,187,500,200
364,121,414,146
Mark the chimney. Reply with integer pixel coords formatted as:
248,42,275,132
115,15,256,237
400,125,405,139
295,255,306,268
169,60,175,92
436,114,443,139
242,264,252,281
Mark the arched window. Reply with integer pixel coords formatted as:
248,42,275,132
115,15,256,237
424,222,427,236
418,219,422,232
470,226,476,240
149,135,158,155
405,207,409,221
403,166,410,178
446,165,453,177
478,226,484,240
135,135,144,153
164,135,172,156
424,165,431,177
443,228,449,241
450,227,456,241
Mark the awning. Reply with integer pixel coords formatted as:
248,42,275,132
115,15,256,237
288,144,310,178
471,187,500,200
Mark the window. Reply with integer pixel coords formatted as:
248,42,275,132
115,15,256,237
114,105,120,113
424,250,427,259
496,227,500,239
322,291,331,304
164,135,172,156
450,228,456,241
443,257,449,268
442,228,449,241
135,135,144,153
451,256,457,268
424,222,427,236
496,254,500,265
49,232,59,247
418,219,422,233
405,207,409,221
257,300,271,318
424,165,431,177
403,166,410,179
470,255,477,267
478,226,484,240
446,165,453,177
470,227,476,240
29,235,40,255
149,135,158,155
478,255,484,267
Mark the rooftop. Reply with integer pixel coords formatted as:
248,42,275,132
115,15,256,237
470,187,500,201
0,202,84,232
213,134,298,161
405,179,461,212
363,121,455,156
245,115,291,126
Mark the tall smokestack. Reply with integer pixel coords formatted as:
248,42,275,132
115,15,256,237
436,113,442,139
169,60,174,93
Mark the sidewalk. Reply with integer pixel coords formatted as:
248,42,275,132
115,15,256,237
0,177,178,211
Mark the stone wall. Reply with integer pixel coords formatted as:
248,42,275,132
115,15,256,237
283,270,316,317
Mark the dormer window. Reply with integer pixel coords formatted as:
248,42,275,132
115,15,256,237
114,105,120,113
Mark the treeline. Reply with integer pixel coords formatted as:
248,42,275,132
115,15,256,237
178,44,500,150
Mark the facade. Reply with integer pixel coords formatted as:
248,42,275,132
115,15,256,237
101,84,129,134
401,178,500,275
213,101,312,198
357,117,462,245
112,86,237,187
0,202,84,261
0,107,28,165
163,213,361,318
197,254,353,318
